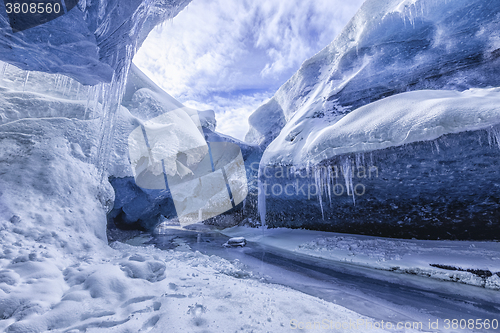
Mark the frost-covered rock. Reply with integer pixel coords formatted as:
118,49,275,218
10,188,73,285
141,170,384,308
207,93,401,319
223,237,247,248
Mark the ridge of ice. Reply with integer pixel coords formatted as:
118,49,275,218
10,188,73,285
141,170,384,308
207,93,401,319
262,88,500,167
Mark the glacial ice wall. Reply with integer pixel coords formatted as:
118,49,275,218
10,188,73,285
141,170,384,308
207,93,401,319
0,66,115,254
257,126,500,240
0,0,194,251
248,0,500,239
254,85,500,240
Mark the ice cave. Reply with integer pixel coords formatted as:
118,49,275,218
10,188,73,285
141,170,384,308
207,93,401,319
0,0,499,332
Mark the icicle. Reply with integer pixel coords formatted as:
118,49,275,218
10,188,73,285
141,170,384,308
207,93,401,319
84,86,93,119
84,85,96,120
62,77,69,95
93,0,158,180
488,125,500,150
94,84,105,119
493,126,500,149
342,156,355,205
257,164,267,227
59,76,64,92
94,46,135,181
54,74,61,91
63,78,72,97
22,71,30,92
327,165,332,206
75,82,81,100
434,140,440,153
314,167,324,219
355,153,362,171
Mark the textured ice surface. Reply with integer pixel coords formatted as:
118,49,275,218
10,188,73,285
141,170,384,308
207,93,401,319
0,86,113,254
246,0,500,237
0,1,193,181
0,0,192,85
256,128,500,239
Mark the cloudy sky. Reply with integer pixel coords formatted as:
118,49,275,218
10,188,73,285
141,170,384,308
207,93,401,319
134,0,364,141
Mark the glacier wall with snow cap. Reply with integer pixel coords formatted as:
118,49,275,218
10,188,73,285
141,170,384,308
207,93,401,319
257,87,500,239
265,88,500,167
259,127,500,240
247,0,500,155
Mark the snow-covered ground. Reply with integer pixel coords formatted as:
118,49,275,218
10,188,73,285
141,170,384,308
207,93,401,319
0,233,406,332
222,226,500,290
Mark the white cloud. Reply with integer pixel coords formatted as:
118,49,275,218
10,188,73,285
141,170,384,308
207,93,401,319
184,93,271,141
134,0,364,140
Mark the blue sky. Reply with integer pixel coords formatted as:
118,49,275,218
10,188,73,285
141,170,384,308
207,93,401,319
134,0,364,141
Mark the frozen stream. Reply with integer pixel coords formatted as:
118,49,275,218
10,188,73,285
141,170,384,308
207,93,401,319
144,228,500,332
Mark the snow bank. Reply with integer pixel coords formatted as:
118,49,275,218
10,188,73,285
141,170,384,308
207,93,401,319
267,88,500,166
